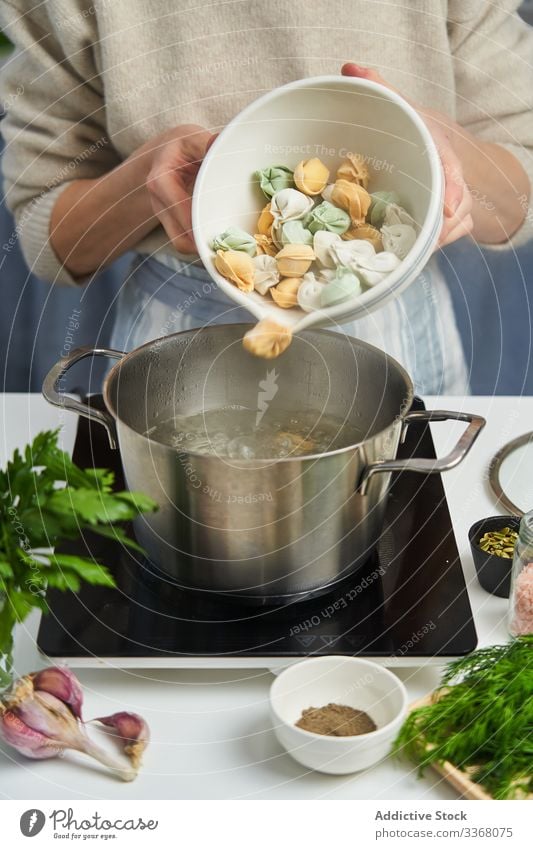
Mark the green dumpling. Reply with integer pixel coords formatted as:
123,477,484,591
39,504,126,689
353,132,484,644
307,201,351,235
320,266,362,307
255,165,294,199
211,226,257,256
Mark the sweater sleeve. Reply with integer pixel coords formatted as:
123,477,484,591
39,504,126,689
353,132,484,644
0,0,121,284
448,0,533,248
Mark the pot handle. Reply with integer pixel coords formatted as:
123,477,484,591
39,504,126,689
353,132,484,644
358,410,486,495
42,346,125,449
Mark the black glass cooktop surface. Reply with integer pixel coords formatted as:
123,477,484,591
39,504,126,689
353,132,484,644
37,397,477,661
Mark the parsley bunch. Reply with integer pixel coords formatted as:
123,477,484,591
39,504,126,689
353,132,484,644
0,430,157,686
393,638,533,799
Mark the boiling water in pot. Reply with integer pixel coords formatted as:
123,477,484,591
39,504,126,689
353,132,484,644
145,407,363,459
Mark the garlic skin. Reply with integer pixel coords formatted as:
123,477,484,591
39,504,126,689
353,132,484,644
294,157,330,196
254,234,278,256
320,267,362,308
211,226,257,257
275,244,314,277
381,223,417,259
336,152,370,188
330,179,371,226
255,165,294,198
270,277,301,308
243,319,292,359
252,254,280,295
257,203,275,236
96,712,149,773
270,188,314,224
297,272,327,312
215,249,255,292
357,251,401,286
307,201,351,235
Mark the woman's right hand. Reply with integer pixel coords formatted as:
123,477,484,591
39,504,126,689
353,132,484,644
145,124,215,254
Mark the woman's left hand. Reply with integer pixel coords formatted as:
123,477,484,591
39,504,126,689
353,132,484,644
341,63,474,248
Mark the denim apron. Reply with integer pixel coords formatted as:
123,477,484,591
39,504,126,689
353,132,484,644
110,252,469,396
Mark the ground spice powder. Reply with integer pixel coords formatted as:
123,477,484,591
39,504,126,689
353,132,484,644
296,703,377,736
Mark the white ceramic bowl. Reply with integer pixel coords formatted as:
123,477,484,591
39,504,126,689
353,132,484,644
192,75,443,331
270,656,408,775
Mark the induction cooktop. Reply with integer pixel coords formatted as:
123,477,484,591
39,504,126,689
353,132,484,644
37,397,477,668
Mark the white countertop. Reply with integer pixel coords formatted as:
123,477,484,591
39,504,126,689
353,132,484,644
0,393,526,800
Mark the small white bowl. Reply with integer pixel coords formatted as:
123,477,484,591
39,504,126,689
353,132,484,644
193,75,443,332
270,656,408,775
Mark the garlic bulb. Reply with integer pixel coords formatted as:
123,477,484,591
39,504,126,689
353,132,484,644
336,152,370,188
275,244,315,277
381,223,417,259
270,188,314,223
243,319,293,359
252,254,280,295
294,157,330,196
215,249,255,292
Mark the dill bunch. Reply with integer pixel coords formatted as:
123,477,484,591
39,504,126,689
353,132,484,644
393,638,533,799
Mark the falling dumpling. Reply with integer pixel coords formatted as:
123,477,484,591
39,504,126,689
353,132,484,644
243,319,293,359
297,272,327,312
313,230,342,268
252,254,280,295
270,188,314,224
381,224,417,259
212,226,257,257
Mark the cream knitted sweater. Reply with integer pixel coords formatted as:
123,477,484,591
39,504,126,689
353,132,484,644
0,0,532,285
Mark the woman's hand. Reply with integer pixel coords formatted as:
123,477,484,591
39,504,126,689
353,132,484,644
145,124,215,254
341,63,473,247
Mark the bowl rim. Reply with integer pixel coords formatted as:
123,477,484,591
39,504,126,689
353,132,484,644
468,514,521,555
192,74,444,327
269,655,408,742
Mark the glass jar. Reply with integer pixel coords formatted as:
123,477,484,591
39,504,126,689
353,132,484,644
508,510,533,637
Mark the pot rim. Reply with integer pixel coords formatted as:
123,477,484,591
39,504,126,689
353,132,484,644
102,325,415,463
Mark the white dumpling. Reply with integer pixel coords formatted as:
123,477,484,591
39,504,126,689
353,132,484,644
252,254,280,295
357,251,401,286
381,224,417,259
330,238,376,271
297,271,327,312
312,230,341,268
321,184,335,203
270,188,314,223
383,203,416,227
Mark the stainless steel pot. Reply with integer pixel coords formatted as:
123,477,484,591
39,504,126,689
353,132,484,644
43,325,485,603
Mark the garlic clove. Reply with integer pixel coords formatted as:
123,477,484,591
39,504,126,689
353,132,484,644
270,277,301,308
336,152,370,188
243,319,293,359
96,712,150,773
215,249,255,292
32,666,83,719
294,157,330,196
275,244,314,277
